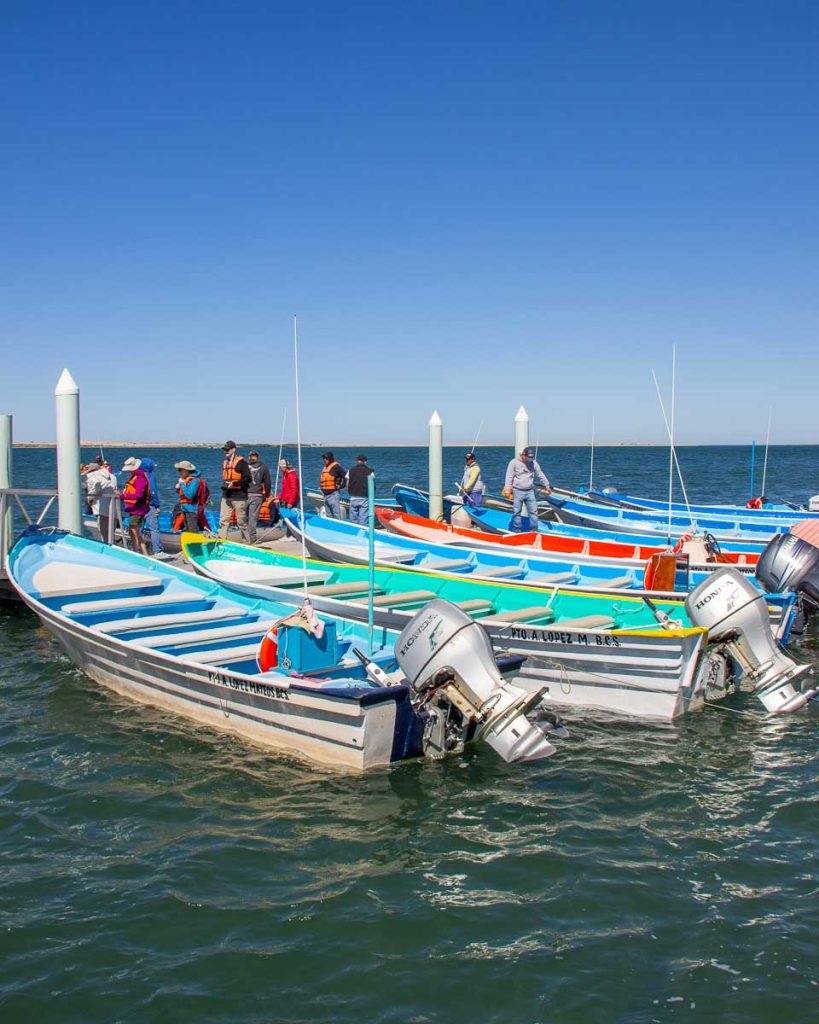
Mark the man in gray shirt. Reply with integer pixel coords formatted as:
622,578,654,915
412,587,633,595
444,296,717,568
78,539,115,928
503,447,552,532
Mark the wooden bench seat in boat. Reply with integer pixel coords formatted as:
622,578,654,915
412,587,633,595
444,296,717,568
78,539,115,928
370,589,438,608
593,576,634,590
184,643,266,667
96,607,240,635
452,599,495,614
63,591,203,616
33,563,162,600
557,615,616,629
204,561,333,588
480,606,557,625
307,581,385,597
523,571,576,585
420,558,473,573
136,620,274,650
476,564,525,579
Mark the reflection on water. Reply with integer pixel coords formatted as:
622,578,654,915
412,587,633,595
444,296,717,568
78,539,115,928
1,447,818,1021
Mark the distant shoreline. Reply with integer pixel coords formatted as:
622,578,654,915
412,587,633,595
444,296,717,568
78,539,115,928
11,441,817,449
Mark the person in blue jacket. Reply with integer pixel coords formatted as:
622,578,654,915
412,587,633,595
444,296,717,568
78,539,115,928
139,457,164,557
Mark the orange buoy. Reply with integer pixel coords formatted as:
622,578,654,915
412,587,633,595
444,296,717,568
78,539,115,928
257,626,279,672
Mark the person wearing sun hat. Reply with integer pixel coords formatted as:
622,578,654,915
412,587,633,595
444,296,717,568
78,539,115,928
120,456,151,555
503,446,552,532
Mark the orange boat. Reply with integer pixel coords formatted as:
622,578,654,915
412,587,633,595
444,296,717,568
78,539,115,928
375,507,760,568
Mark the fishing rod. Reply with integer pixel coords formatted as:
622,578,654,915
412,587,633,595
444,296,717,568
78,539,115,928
589,417,595,492
651,363,697,539
470,418,484,454
761,407,772,498
293,315,308,594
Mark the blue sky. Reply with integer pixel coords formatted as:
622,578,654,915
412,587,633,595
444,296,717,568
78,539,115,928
2,1,818,444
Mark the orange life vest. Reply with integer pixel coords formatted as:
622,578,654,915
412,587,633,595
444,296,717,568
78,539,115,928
320,461,343,493
746,496,763,509
223,453,246,489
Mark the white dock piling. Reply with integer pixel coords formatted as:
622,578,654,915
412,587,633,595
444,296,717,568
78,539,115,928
514,405,530,454
428,410,443,521
55,369,83,535
0,414,12,553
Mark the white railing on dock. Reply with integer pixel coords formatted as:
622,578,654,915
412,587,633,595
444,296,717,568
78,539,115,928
0,488,59,580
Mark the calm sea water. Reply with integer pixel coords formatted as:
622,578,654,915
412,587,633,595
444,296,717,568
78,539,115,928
1,446,817,1022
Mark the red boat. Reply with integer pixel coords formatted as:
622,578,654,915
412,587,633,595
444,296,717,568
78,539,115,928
375,507,760,568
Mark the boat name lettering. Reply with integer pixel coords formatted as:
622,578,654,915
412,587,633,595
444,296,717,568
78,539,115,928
398,611,438,657
508,627,620,647
208,670,290,701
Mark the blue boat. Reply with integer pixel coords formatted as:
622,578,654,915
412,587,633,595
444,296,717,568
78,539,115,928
583,488,818,520
7,530,558,769
284,515,797,642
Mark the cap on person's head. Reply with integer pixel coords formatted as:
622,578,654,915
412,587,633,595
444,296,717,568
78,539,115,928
175,460,196,472
94,454,105,465
322,450,334,460
279,458,289,470
249,450,259,457
522,447,535,458
223,440,237,451
357,453,367,462
121,457,141,472
465,451,475,461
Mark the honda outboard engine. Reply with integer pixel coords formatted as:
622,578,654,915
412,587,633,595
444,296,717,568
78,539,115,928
395,599,565,763
756,533,819,615
685,568,815,714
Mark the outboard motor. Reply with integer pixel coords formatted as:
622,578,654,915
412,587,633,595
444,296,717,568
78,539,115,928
756,533,819,616
685,568,815,714
395,599,565,763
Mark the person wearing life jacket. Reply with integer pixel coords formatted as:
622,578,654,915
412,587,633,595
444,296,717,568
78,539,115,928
246,450,272,544
276,459,300,510
319,450,347,519
174,460,210,532
120,456,152,555
218,440,252,541
459,452,486,508
746,495,766,510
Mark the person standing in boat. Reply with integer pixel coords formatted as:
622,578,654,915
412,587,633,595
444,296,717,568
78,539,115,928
459,452,486,507
121,457,151,556
219,440,251,541
275,459,300,510
503,447,552,532
140,457,165,558
246,450,272,544
347,453,375,526
319,451,347,519
85,457,118,543
175,461,209,533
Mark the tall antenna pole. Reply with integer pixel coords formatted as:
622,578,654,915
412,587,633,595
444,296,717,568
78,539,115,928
293,316,308,593
273,407,287,496
589,416,595,492
761,407,772,498
652,367,695,532
667,345,676,543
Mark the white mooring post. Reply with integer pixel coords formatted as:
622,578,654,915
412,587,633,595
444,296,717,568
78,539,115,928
514,405,529,454
55,369,83,535
0,414,12,555
428,410,443,521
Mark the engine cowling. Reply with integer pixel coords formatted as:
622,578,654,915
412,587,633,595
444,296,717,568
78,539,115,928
395,599,563,762
756,532,819,613
685,568,813,713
